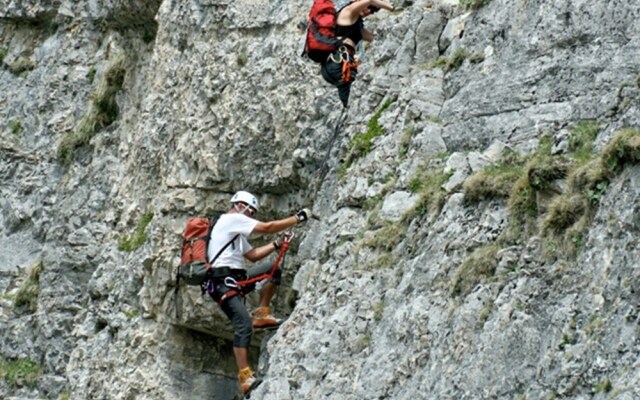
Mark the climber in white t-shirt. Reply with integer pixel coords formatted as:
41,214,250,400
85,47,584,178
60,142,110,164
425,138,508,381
207,190,313,395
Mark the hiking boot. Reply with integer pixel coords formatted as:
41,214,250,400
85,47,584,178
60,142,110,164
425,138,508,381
252,306,281,328
238,367,257,394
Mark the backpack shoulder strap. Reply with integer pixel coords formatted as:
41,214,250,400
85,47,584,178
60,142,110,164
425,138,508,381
208,234,240,265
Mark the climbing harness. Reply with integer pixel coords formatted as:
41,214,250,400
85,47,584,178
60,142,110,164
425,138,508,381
328,45,360,84
212,232,295,306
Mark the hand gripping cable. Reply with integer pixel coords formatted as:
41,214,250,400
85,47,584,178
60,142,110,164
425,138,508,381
237,232,294,287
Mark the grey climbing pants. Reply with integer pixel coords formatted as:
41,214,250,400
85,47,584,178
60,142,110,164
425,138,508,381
209,262,281,348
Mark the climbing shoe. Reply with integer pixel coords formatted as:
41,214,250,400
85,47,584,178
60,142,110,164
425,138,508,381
252,306,281,329
238,367,260,394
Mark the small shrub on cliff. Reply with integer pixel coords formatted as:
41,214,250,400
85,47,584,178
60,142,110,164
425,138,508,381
13,260,43,313
0,47,7,63
0,357,42,388
119,212,154,252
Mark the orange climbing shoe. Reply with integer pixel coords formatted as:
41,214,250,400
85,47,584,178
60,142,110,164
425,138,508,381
239,367,260,394
252,306,282,329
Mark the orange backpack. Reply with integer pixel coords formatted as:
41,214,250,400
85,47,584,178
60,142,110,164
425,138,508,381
177,217,237,285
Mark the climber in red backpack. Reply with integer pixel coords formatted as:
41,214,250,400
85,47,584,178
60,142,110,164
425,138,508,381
206,191,314,395
303,0,396,107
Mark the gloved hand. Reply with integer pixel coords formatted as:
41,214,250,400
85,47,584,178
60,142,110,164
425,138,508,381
295,208,313,222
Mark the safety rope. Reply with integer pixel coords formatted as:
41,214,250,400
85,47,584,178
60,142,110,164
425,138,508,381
236,236,291,287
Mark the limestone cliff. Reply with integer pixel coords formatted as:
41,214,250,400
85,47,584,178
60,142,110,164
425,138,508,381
1,0,639,399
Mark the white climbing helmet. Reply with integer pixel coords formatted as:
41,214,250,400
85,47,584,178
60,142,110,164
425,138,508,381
230,190,259,211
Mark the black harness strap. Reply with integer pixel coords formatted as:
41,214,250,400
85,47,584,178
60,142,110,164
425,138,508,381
174,233,239,319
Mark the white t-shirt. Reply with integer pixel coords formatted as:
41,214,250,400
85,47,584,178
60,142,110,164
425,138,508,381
207,213,258,269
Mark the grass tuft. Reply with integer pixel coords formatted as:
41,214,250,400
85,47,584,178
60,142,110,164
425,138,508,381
0,357,42,388
451,244,499,296
568,121,599,164
464,151,525,202
364,223,406,252
13,260,43,313
600,128,640,178
118,212,154,252
405,166,452,220
7,56,35,75
540,194,586,235
433,48,467,73
57,53,126,167
340,99,394,176
460,0,492,10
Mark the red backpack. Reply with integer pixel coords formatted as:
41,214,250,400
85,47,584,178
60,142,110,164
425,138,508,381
302,0,346,63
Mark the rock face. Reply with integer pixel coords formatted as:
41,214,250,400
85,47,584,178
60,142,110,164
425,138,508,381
1,0,639,399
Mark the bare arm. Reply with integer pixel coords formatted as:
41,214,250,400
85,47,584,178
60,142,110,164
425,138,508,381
337,0,395,25
244,242,278,262
252,215,299,234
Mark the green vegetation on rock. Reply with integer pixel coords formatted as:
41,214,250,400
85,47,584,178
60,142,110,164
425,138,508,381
405,156,452,220
118,212,154,252
340,99,394,176
451,244,499,296
463,125,640,261
433,48,467,73
57,53,126,167
0,357,42,388
460,0,493,10
13,260,43,313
